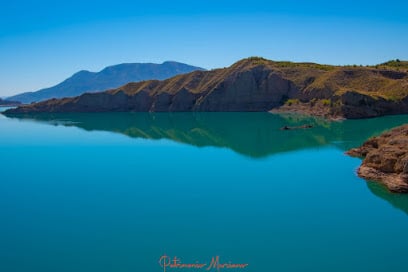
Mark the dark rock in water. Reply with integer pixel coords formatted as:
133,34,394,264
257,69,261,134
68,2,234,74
280,124,313,130
347,125,408,193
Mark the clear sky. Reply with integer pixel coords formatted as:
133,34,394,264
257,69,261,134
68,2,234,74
1,0,407,97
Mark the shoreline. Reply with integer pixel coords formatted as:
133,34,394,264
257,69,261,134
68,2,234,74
347,125,408,193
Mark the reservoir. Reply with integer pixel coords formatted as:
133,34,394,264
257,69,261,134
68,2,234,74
1,109,407,272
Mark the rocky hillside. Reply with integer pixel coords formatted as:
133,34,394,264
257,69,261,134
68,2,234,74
7,61,205,103
6,57,408,118
347,125,408,193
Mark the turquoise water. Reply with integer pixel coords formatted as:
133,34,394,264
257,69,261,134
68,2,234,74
1,109,408,272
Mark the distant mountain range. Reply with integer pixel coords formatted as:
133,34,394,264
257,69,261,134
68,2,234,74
6,57,408,119
7,61,205,103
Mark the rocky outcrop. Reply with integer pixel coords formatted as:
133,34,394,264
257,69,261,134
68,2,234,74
5,57,408,117
347,125,408,193
273,92,408,119
339,92,408,119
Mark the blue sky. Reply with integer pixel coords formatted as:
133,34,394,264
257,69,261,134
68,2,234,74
1,0,407,97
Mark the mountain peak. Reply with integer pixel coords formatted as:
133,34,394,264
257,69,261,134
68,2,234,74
162,61,180,64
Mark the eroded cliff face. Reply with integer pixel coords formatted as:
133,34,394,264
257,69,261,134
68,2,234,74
194,68,298,111
338,92,408,119
347,125,408,193
271,92,408,120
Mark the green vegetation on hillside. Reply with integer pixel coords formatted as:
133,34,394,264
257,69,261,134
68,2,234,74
379,59,408,71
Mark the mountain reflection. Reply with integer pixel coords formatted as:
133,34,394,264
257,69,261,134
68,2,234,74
4,112,408,158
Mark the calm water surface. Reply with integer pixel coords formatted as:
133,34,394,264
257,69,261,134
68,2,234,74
1,108,408,272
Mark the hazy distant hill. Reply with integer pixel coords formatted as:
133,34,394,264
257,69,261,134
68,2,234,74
7,61,205,103
0,98,20,106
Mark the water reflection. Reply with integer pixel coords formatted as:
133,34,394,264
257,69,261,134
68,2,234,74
366,182,408,215
3,112,408,157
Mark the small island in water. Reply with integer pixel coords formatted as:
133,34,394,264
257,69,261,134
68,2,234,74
4,57,408,193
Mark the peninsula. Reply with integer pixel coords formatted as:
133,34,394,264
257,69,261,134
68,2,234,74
5,57,408,119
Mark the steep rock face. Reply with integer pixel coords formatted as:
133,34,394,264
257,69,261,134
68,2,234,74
273,92,408,119
170,89,199,111
347,125,408,193
194,68,298,111
339,92,408,119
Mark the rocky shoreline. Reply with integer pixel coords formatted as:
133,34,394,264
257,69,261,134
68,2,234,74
270,99,344,120
271,92,408,120
347,125,408,193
